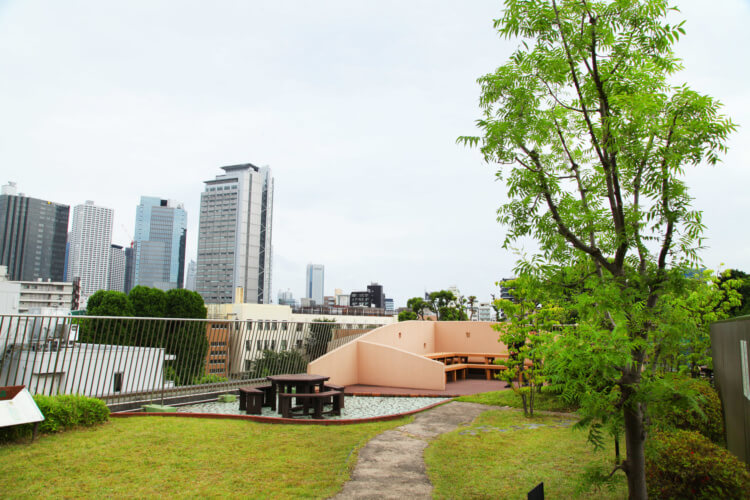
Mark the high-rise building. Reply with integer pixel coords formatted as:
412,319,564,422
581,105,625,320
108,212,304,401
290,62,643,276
124,244,135,293
278,289,295,306
367,283,385,309
196,164,273,304
0,182,69,282
305,263,324,305
185,259,197,291
67,200,114,306
108,244,126,292
132,196,187,291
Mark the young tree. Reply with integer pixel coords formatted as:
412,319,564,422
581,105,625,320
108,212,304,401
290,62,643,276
406,297,429,319
459,1,734,497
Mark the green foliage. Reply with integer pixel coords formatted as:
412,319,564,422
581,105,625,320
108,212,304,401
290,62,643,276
424,290,468,321
459,0,735,495
456,387,578,413
492,277,563,417
304,319,335,361
718,269,750,317
0,394,109,443
86,290,133,317
650,375,724,444
250,349,307,378
165,288,207,319
406,297,429,319
398,310,418,321
129,286,167,317
193,374,228,385
645,429,750,499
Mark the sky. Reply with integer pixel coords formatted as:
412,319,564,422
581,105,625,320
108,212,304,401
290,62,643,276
0,0,748,308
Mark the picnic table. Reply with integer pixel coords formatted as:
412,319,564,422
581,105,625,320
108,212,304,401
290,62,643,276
265,373,343,418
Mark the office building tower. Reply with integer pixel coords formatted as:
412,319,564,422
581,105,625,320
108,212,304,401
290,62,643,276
0,182,69,282
108,244,126,292
124,245,135,293
367,283,385,309
278,289,295,306
196,163,274,304
132,197,187,291
385,298,394,313
305,263,324,306
185,259,197,290
67,200,114,306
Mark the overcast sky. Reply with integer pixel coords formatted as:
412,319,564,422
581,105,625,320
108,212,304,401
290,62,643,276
1,1,748,307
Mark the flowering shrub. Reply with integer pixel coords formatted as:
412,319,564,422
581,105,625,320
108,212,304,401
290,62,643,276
645,429,749,499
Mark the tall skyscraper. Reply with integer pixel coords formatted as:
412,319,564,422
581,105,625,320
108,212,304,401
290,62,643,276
124,244,135,293
185,259,197,290
67,200,114,306
0,182,69,281
305,263,324,306
196,164,273,304
108,244,126,292
132,196,187,291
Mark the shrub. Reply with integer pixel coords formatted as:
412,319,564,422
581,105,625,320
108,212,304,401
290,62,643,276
0,394,109,443
645,429,750,499
651,375,724,444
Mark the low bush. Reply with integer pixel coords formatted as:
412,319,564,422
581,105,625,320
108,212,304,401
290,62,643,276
645,429,750,499
0,394,109,443
651,375,724,444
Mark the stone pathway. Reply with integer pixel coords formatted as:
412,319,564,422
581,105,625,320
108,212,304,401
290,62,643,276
332,401,501,500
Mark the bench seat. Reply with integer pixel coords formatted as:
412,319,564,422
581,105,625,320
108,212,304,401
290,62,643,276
278,390,344,419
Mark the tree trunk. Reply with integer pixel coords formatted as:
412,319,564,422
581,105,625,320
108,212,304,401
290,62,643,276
623,402,648,499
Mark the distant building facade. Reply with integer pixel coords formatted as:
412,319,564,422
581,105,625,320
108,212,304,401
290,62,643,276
67,201,114,306
305,264,324,306
196,164,274,304
124,245,135,293
277,289,296,307
0,182,69,282
184,259,197,290
132,197,187,291
108,244,126,292
350,283,386,308
0,266,78,314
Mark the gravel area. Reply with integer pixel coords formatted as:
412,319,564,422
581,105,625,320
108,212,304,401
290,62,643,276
174,395,450,420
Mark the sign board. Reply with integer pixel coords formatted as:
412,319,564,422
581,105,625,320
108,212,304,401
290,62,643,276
0,386,45,428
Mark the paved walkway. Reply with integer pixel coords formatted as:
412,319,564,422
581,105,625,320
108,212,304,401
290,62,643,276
332,401,501,499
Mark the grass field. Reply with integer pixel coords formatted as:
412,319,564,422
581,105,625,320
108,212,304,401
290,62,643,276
424,410,627,499
456,388,579,413
0,416,408,499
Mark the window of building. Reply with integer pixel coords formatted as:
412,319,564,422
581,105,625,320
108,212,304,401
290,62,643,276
113,372,123,393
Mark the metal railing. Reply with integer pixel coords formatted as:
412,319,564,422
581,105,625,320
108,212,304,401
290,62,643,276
0,314,373,409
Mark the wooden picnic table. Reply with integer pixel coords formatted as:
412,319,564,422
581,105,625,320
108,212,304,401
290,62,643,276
266,373,330,412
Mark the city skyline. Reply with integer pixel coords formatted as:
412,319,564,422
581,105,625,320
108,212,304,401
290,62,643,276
1,1,748,307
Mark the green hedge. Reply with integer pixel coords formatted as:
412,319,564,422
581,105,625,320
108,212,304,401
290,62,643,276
0,394,109,443
651,376,724,444
646,429,750,499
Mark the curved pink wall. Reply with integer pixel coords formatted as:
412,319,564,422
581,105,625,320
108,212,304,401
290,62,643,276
434,321,508,354
357,341,445,390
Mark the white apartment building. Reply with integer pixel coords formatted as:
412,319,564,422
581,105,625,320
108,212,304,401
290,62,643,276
67,200,114,306
0,267,76,314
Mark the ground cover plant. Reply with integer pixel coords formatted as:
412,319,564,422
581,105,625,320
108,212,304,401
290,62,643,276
425,409,627,499
0,416,408,498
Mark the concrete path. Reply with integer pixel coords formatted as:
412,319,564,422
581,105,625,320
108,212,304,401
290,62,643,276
332,401,501,500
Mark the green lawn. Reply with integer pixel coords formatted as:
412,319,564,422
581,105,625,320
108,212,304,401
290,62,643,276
0,416,408,499
424,410,627,499
456,389,579,413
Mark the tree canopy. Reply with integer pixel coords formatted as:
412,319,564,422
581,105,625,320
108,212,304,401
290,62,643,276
460,1,735,497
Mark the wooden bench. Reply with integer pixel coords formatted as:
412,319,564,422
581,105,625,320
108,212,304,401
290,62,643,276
444,363,469,382
323,383,345,408
278,391,344,419
466,364,507,381
238,387,264,415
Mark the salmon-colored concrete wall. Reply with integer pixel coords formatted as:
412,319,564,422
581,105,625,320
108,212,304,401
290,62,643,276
434,321,509,354
361,321,436,355
306,340,359,386
357,341,445,390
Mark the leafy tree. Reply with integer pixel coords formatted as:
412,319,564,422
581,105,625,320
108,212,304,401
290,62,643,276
86,290,133,317
128,286,166,317
459,1,735,497
718,269,750,317
493,277,563,417
304,318,336,361
251,349,307,378
398,310,418,321
467,295,478,320
406,297,429,319
165,288,208,319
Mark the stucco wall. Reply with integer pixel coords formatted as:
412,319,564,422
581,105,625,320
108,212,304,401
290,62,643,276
357,341,445,390
435,321,508,354
306,340,359,386
362,321,437,354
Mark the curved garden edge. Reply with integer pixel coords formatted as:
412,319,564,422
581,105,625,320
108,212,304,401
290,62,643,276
110,398,451,425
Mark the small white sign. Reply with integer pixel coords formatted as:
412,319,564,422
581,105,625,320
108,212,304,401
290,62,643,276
0,386,45,428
